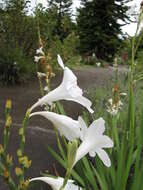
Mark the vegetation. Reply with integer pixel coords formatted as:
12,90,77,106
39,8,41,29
0,0,139,84
1,1,143,190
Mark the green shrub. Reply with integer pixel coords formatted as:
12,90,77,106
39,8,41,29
0,46,35,85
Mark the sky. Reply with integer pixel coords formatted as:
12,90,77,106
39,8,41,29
30,0,141,36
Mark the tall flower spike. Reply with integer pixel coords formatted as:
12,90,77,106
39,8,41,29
30,111,82,141
30,176,82,190
30,55,94,113
74,117,114,167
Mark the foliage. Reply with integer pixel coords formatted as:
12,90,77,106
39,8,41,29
0,101,31,190
47,0,74,40
0,1,37,55
0,0,37,83
77,0,132,61
47,33,80,69
0,46,35,84
46,7,143,190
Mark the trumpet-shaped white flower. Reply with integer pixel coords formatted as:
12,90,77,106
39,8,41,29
30,176,82,190
30,111,82,141
30,55,94,113
74,117,113,167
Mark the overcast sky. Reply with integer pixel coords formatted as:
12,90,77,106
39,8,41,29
30,0,141,36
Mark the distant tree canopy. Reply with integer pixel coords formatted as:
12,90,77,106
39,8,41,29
0,0,133,66
0,0,37,56
77,0,132,60
47,0,73,40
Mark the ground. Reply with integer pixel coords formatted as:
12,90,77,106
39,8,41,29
0,66,128,190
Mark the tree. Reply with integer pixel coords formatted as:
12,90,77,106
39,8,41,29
0,0,37,56
77,0,132,61
48,0,73,40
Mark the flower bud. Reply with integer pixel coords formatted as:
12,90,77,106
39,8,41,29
3,167,9,179
19,156,32,169
6,154,13,165
17,149,22,157
19,179,29,189
6,116,12,128
6,100,12,110
15,167,23,176
0,144,4,155
19,128,24,136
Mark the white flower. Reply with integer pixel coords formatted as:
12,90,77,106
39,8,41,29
30,111,82,141
34,56,44,63
74,117,113,167
44,86,50,92
36,47,44,55
107,98,123,116
107,107,118,116
30,55,94,113
37,72,46,78
30,176,82,190
120,92,127,96
96,62,101,67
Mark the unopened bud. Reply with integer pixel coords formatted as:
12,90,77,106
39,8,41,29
19,179,29,189
17,149,22,157
3,167,9,179
6,100,12,109
6,154,13,165
19,128,24,136
15,167,23,176
6,116,12,128
0,144,4,155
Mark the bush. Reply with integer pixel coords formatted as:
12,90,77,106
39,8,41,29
0,46,35,85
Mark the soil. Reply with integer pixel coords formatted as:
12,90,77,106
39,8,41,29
0,66,128,190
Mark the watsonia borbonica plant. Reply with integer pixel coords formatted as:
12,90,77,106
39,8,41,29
1,3,143,190
31,4,143,190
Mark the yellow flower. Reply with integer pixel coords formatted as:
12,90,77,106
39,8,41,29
19,156,32,169
6,99,12,109
19,179,29,189
19,128,24,136
3,167,9,179
6,154,13,165
17,149,22,157
6,116,12,128
15,167,23,176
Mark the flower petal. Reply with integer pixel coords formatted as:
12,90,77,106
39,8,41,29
30,176,82,190
96,148,111,167
100,135,114,148
78,116,87,141
30,111,81,141
68,96,94,113
57,54,65,69
36,47,44,55
89,150,96,157
30,176,63,190
62,67,80,93
87,118,105,139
